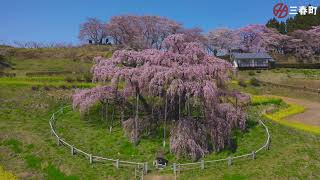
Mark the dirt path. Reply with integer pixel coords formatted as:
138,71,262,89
144,175,175,180
275,96,320,126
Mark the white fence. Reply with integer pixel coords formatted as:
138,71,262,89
49,105,271,178
49,106,148,175
170,119,271,175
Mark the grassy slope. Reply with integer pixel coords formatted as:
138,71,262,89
1,48,320,179
178,96,320,179
238,69,320,89
7,58,92,76
1,45,112,76
0,77,94,88
1,84,320,179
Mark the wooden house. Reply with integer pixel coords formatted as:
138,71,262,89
232,53,275,69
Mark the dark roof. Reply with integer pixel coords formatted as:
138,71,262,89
233,53,272,59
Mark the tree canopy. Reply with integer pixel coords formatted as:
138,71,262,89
78,18,107,45
73,34,249,160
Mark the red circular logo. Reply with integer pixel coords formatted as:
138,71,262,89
273,3,288,18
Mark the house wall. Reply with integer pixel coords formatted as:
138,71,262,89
236,58,269,68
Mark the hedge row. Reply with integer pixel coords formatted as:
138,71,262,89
25,71,72,77
275,63,320,69
251,95,283,106
0,72,16,77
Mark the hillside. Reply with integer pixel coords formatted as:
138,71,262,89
0,46,320,179
0,45,113,76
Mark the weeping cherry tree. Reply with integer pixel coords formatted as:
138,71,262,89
73,33,250,161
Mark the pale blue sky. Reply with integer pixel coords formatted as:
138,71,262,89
0,0,319,45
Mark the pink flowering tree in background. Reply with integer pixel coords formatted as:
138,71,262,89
232,24,320,60
73,33,250,161
207,28,238,56
104,15,182,49
282,26,320,61
78,18,107,44
104,15,210,52
206,25,287,55
231,24,287,53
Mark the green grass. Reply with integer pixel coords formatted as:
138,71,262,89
231,75,320,103
55,105,266,164
24,155,42,169
251,95,283,106
0,45,114,77
268,119,320,135
178,105,320,179
249,95,320,135
2,139,22,153
272,68,320,79
1,53,320,179
264,102,320,134
237,69,320,90
264,103,305,121
0,166,17,180
1,82,320,179
0,77,94,88
45,164,78,180
5,58,92,76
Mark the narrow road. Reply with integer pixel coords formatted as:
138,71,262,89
276,96,320,126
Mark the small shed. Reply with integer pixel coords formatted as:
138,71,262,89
232,53,275,69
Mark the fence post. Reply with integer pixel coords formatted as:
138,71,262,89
141,169,144,180
267,136,271,150
89,154,93,164
173,163,176,175
252,151,256,160
50,127,54,136
135,168,137,179
144,162,148,174
71,146,75,155
116,159,119,169
227,156,232,166
56,137,60,146
200,160,204,170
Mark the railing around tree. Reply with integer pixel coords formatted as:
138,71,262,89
170,119,271,176
49,106,148,176
49,105,271,179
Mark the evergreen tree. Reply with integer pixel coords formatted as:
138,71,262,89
266,18,280,30
266,6,320,33
279,21,287,34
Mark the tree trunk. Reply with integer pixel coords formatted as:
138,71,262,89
178,94,181,120
134,93,139,145
106,101,109,131
110,105,115,133
163,94,168,148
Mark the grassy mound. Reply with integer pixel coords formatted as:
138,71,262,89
54,104,266,164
